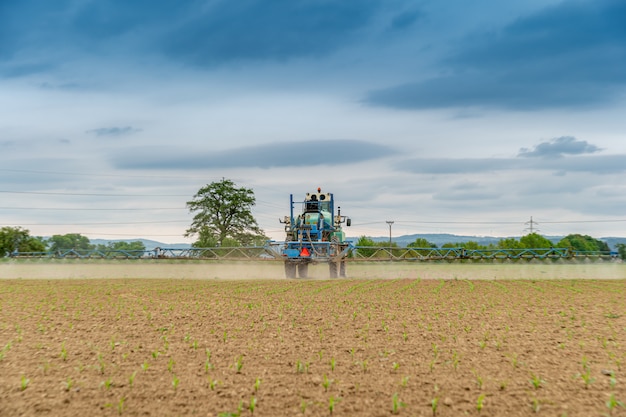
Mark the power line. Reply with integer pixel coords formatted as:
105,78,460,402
0,207,185,211
4,220,189,226
0,190,189,197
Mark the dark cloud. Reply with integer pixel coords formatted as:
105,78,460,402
367,0,626,110
397,154,626,175
87,127,142,137
518,136,602,159
389,10,422,31
113,139,396,170
161,0,383,66
0,0,385,71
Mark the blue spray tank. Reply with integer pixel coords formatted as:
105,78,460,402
280,188,352,278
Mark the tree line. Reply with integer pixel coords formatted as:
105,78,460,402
0,228,147,256
1,178,625,260
356,233,626,259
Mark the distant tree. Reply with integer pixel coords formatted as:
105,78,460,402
186,178,267,246
0,227,46,256
97,241,146,251
519,233,554,249
48,233,94,252
407,238,437,248
616,243,626,260
557,234,609,252
497,238,524,249
459,241,486,250
355,236,377,258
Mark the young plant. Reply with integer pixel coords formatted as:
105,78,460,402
391,392,406,414
254,377,261,393
476,393,486,412
577,369,594,388
235,355,243,373
529,373,545,389
328,396,340,415
172,374,180,390
431,397,439,416
208,377,218,390
322,374,333,392
248,397,257,414
117,396,126,415
20,375,30,391
606,393,624,414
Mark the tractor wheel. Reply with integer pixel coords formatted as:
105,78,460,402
329,261,338,278
285,262,297,279
298,263,309,278
340,260,346,277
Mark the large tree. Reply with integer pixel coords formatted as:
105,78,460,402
185,179,266,246
0,227,46,256
48,233,94,252
557,234,610,252
519,233,554,248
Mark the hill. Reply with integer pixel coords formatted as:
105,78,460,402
349,233,626,249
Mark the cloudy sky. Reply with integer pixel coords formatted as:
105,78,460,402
2,0,626,244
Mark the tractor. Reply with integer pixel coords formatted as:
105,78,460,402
280,188,352,278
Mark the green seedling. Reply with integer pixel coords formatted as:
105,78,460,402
300,399,309,414
249,397,257,414
606,393,624,414
20,375,30,391
117,397,126,415
167,358,175,373
141,361,149,371
476,393,486,412
400,376,410,387
391,392,406,414
235,355,243,373
172,375,180,390
330,357,336,372
322,374,333,392
392,362,400,371
431,397,439,416
129,371,137,387
254,377,261,392
529,373,545,389
530,397,541,413
329,396,340,415
208,377,218,390
472,370,484,389
577,370,594,388
60,343,68,361
65,377,74,391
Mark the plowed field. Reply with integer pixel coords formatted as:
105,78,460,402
1,264,625,416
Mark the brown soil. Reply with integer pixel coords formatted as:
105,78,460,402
1,269,625,416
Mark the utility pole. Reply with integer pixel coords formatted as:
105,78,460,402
386,221,394,259
525,216,539,234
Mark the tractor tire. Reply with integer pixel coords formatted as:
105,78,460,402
329,261,338,278
340,260,346,277
297,263,309,278
285,262,297,279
